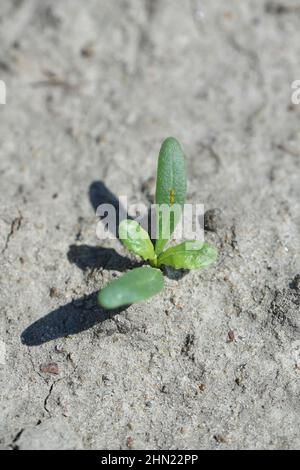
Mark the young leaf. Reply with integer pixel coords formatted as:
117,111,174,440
98,266,164,310
157,241,218,269
155,137,187,255
119,219,156,261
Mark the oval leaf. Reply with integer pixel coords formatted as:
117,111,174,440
98,266,164,310
157,241,218,269
119,219,155,261
155,137,187,255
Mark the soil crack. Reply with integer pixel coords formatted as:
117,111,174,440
44,383,54,414
2,211,23,254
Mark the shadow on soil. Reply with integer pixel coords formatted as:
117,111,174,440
21,180,187,346
21,292,127,346
67,244,136,272
21,181,132,346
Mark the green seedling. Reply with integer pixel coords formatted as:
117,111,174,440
98,137,218,310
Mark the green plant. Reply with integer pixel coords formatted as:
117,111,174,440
98,137,218,310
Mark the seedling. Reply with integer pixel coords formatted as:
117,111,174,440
98,137,218,310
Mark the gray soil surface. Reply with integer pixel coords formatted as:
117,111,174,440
1,0,300,450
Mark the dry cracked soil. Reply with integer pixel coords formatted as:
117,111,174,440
0,0,300,450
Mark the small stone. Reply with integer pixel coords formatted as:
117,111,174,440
81,44,94,58
235,376,242,386
54,343,65,354
214,434,227,444
126,436,134,449
170,296,183,309
102,374,110,385
204,208,224,232
198,383,206,392
49,287,62,298
40,362,59,375
228,330,235,342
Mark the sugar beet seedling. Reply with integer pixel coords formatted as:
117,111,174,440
98,137,218,310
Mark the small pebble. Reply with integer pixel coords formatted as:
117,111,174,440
39,362,59,375
126,436,134,449
102,374,110,384
204,208,224,232
81,44,94,58
228,330,235,342
54,343,65,354
235,377,243,386
214,434,227,444
49,287,62,298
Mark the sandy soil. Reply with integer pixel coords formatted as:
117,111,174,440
0,0,300,449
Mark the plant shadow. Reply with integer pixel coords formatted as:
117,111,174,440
161,265,189,280
89,180,134,237
21,292,127,346
67,244,137,272
21,180,188,346
21,181,135,346
89,180,121,214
